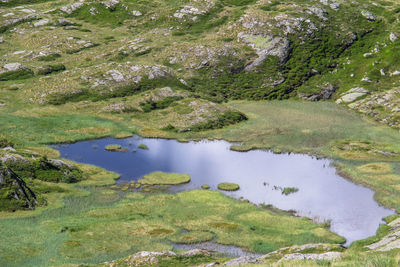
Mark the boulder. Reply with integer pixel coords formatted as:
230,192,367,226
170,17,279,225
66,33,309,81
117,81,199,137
2,63,25,72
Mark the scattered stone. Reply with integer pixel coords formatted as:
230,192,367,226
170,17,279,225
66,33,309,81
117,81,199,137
2,63,25,72
60,2,84,14
58,18,74,26
361,11,376,21
224,256,259,266
390,32,398,42
132,10,142,16
279,252,342,261
320,0,340,10
147,66,169,79
33,18,49,27
307,6,328,21
102,0,119,9
105,69,125,83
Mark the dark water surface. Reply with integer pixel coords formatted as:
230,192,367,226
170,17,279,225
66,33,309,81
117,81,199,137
53,136,394,245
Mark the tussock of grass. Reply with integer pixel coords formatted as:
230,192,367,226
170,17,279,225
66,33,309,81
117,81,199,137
217,182,240,191
138,143,149,150
105,144,128,152
282,187,299,195
138,171,190,185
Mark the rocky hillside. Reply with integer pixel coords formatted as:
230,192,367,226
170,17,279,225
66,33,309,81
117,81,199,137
1,0,400,129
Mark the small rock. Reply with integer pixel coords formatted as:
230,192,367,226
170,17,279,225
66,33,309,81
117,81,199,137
58,18,74,26
361,11,376,21
105,69,125,82
33,18,49,27
2,63,25,72
390,33,398,42
132,10,142,16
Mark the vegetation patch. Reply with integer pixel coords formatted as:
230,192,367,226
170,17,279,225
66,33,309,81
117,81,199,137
201,184,210,190
138,171,190,185
138,143,149,150
282,187,299,195
357,163,392,174
105,144,128,152
217,182,239,191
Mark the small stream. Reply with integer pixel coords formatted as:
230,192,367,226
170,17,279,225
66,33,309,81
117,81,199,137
53,136,395,245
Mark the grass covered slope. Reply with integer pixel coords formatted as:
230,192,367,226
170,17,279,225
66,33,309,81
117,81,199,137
1,0,400,128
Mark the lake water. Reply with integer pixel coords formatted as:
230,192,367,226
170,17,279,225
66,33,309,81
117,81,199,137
53,136,395,245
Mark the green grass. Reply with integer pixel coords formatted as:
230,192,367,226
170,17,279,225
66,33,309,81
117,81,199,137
138,171,190,185
201,184,210,190
282,187,299,195
105,144,128,152
217,182,240,191
138,143,149,150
